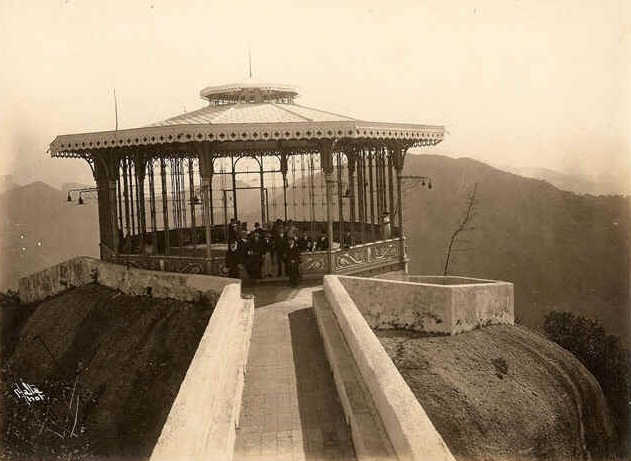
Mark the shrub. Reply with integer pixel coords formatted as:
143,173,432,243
544,311,629,456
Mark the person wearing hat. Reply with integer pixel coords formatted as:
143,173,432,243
341,229,354,249
246,230,264,282
225,241,242,279
228,218,239,245
274,228,287,277
253,222,264,237
297,229,313,252
315,229,329,251
261,231,274,277
286,235,301,286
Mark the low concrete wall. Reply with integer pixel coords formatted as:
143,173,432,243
340,275,450,334
378,274,499,285
19,257,253,460
19,256,236,305
150,283,254,461
448,281,514,334
339,275,514,335
18,257,99,303
323,275,455,461
313,289,396,461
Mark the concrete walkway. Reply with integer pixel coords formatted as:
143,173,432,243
234,286,356,461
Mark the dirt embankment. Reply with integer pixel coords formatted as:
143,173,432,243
1,284,215,460
377,325,618,461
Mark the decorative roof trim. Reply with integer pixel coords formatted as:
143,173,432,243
50,121,445,157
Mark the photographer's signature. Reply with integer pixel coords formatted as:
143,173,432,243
13,380,46,405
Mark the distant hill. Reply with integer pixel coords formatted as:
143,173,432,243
402,154,629,338
0,182,100,291
0,178,256,291
1,175,18,195
496,164,630,196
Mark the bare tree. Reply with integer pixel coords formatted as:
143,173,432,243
444,183,478,275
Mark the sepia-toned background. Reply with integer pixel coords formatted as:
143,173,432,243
1,0,629,191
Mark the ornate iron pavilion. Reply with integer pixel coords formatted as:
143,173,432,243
50,82,444,277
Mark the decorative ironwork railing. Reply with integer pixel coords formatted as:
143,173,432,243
299,237,405,276
102,237,404,278
299,251,328,274
335,237,403,274
104,253,226,276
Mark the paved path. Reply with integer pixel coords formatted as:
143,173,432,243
234,287,356,461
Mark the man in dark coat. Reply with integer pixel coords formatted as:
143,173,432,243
236,231,250,279
228,218,239,245
341,230,354,249
286,236,301,286
274,230,287,277
297,230,313,252
315,230,329,251
261,232,274,277
246,231,264,282
253,222,264,237
225,241,242,279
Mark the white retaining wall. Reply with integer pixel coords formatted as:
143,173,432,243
150,283,254,461
18,256,235,304
19,256,254,461
339,275,514,335
323,275,456,461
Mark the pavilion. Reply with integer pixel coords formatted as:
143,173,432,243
50,81,444,277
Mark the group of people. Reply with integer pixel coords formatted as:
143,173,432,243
224,218,334,286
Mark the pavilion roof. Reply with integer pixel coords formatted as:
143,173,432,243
150,102,357,126
49,82,445,157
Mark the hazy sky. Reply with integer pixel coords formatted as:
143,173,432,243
1,0,629,189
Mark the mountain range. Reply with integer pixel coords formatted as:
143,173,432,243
1,156,628,338
496,164,630,196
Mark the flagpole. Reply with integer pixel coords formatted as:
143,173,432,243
114,89,119,131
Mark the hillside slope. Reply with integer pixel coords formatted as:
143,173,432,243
402,154,629,338
0,182,100,291
378,325,618,461
1,284,214,460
